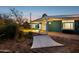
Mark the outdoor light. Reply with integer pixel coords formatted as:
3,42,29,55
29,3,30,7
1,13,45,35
49,22,51,24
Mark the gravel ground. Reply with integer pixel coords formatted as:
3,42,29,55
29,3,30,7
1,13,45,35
0,32,78,53
31,36,79,53
31,33,79,53
0,38,32,53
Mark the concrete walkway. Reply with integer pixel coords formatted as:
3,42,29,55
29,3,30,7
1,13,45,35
31,35,63,49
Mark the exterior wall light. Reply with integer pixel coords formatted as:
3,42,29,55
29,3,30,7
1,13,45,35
49,22,51,24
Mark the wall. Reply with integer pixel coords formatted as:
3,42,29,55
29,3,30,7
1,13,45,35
48,21,62,32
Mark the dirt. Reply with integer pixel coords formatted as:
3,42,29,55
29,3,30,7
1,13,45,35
31,36,79,53
0,33,79,53
51,36,79,53
31,33,79,53
0,38,32,53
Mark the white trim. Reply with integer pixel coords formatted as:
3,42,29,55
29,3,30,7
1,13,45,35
62,20,74,22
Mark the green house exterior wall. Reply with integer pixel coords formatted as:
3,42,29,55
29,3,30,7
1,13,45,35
74,21,79,34
48,21,62,32
75,21,79,30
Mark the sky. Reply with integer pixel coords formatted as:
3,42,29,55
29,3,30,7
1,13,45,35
0,6,79,20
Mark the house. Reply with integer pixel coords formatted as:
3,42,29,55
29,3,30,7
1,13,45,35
31,14,79,34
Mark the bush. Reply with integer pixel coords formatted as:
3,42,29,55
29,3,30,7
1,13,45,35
23,32,33,39
62,30,79,35
5,24,18,38
0,23,18,41
27,32,33,39
25,32,33,46
62,30,74,34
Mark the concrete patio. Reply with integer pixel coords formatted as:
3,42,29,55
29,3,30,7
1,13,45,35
31,35,63,49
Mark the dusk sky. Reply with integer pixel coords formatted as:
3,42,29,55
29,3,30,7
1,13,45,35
0,6,79,20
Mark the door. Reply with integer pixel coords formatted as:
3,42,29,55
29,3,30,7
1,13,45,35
35,24,39,29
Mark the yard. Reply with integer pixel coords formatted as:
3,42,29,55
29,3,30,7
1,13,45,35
0,7,79,53
0,30,79,53
31,32,79,53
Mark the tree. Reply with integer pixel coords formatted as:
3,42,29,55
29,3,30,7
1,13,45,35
42,13,47,18
10,8,26,25
10,8,30,29
0,13,13,25
22,21,31,29
0,14,14,24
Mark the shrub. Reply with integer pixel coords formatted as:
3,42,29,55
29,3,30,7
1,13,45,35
27,32,33,39
25,32,33,46
0,23,18,41
62,30,74,34
5,24,18,38
62,30,79,35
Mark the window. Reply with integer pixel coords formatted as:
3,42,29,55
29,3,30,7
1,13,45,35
31,24,36,28
63,23,74,30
